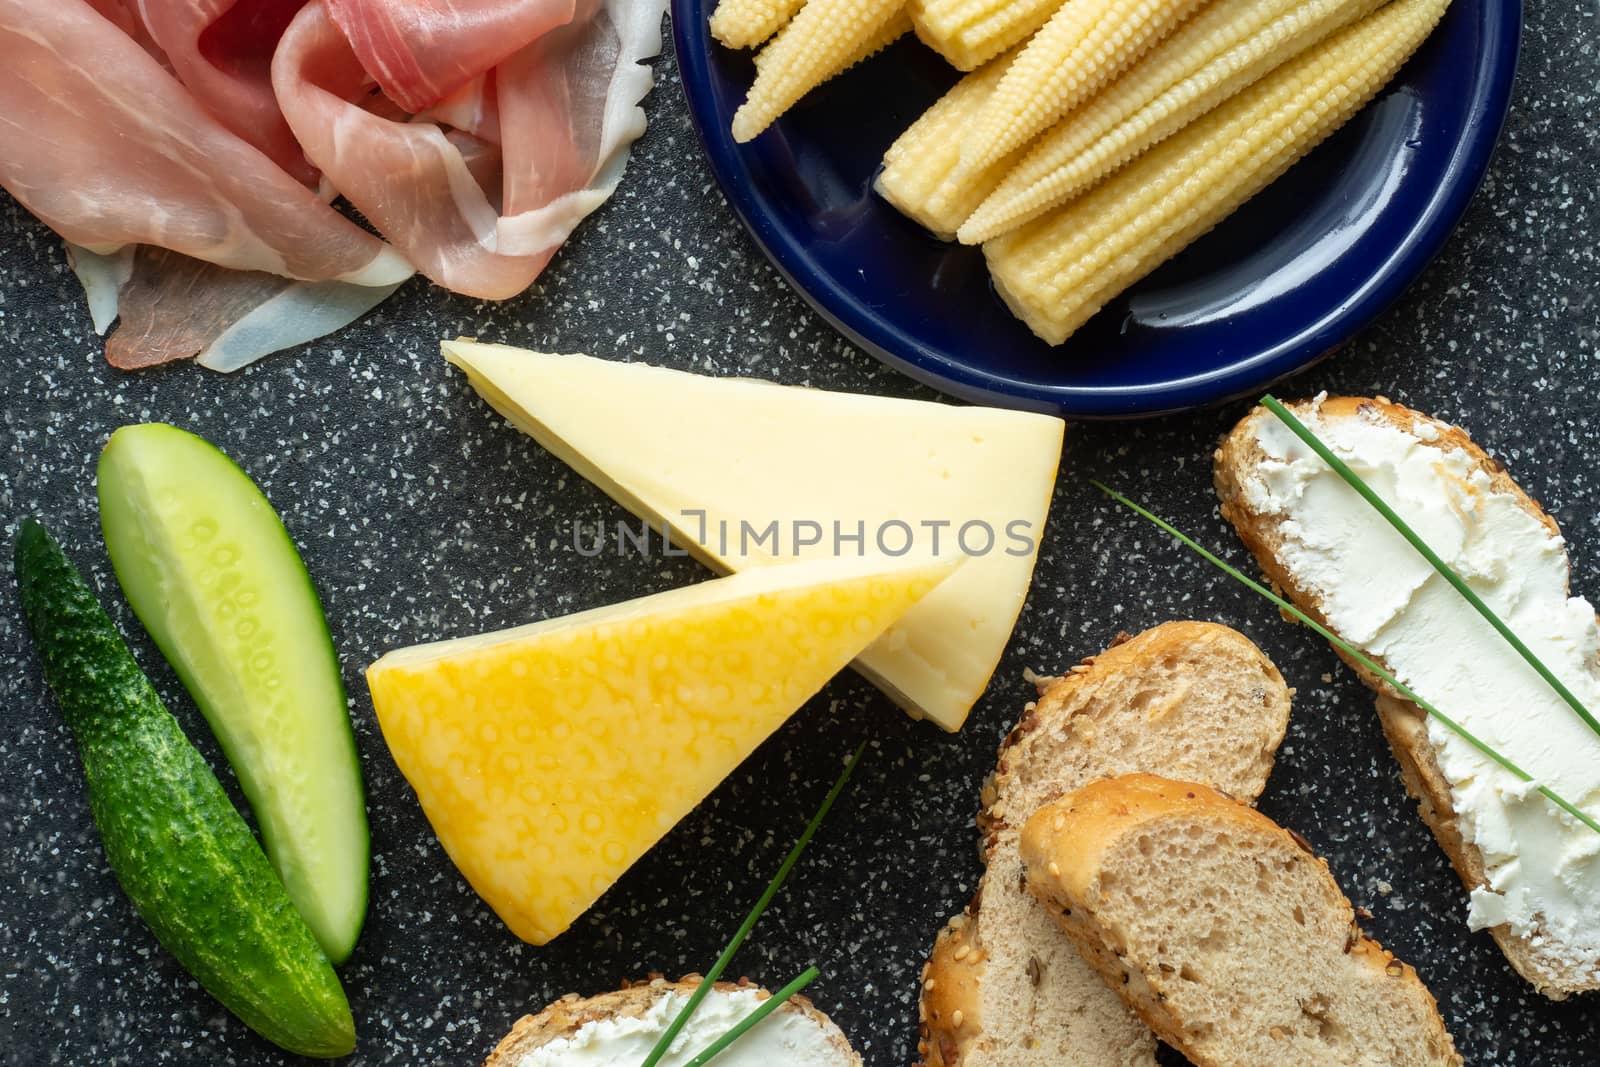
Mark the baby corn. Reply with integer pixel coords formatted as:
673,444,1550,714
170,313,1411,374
875,50,1022,238
985,0,1452,345
711,0,808,49
732,0,908,142
960,0,1383,243
908,0,1067,71
963,0,1208,172
840,8,914,69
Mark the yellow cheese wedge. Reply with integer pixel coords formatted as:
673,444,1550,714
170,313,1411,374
366,553,958,944
442,339,1064,732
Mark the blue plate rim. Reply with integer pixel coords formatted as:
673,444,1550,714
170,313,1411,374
670,1,1523,418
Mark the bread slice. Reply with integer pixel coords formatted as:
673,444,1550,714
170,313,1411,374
1020,774,1462,1067
482,976,861,1066
1215,395,1600,997
918,622,1292,1066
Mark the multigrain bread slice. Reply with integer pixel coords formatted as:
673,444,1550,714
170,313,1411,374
482,976,861,1066
1215,395,1600,997
1020,774,1462,1067
918,622,1292,1066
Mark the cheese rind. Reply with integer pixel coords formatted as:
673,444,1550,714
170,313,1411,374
442,340,1064,731
367,554,957,943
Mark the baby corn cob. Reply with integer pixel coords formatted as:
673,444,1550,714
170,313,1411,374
963,0,1208,172
960,0,1384,243
840,8,914,69
875,50,1022,238
711,0,808,49
985,0,1452,346
732,0,908,142
907,0,1067,71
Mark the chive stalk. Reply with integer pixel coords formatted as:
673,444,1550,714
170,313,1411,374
640,743,867,1067
1092,481,1600,837
681,967,822,1067
1261,395,1600,740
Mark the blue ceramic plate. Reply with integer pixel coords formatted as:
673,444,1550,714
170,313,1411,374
672,1,1521,417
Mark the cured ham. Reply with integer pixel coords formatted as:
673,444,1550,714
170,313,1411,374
497,1,664,266
74,246,405,372
324,0,576,112
0,1,408,283
274,0,663,299
143,0,315,182
0,0,668,370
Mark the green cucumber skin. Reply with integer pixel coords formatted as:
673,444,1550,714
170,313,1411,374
14,519,355,1059
97,423,368,963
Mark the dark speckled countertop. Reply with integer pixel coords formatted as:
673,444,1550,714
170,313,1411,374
1,7,1597,1067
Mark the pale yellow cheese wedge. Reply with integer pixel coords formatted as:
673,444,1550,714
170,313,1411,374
367,553,959,944
442,340,1064,732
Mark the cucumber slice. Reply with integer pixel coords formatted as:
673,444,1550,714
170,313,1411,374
97,424,368,963
15,519,355,1057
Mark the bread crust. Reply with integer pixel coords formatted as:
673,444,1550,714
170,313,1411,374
1020,775,1462,1067
1214,395,1595,997
918,622,1292,1065
918,905,985,1067
482,976,861,1066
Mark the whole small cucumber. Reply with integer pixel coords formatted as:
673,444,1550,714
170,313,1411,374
97,423,368,963
14,518,355,1058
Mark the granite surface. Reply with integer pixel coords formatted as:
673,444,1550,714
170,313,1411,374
1,6,1597,1067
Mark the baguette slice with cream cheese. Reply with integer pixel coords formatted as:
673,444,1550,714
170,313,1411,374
1020,774,1462,1067
1215,395,1600,997
482,977,861,1067
918,622,1292,1066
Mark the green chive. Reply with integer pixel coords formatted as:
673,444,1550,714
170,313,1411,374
1091,481,1600,837
680,967,822,1067
1261,394,1600,741
640,743,867,1067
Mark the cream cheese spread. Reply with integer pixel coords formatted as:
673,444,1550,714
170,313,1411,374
1240,397,1600,980
518,988,842,1067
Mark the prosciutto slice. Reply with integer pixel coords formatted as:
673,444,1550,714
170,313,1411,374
497,1,662,261
136,0,315,182
0,0,667,370
324,0,575,112
0,0,410,284
274,0,663,300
